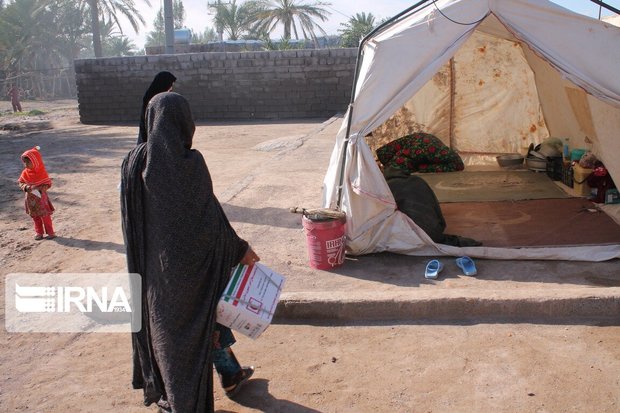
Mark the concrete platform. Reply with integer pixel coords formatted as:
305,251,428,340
277,288,620,322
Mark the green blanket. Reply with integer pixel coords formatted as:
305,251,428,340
418,170,570,203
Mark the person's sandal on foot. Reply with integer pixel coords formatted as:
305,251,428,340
223,366,254,399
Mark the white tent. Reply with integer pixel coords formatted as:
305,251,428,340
322,0,620,261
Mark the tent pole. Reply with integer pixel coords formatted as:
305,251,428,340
335,104,354,210
588,0,620,15
335,0,435,209
449,57,456,148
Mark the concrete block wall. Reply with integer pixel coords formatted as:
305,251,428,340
74,48,357,124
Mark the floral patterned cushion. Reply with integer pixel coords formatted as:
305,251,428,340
376,133,464,173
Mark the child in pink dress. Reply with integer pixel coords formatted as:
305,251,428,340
18,146,56,240
7,85,22,112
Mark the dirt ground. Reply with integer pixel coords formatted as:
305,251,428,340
0,100,619,413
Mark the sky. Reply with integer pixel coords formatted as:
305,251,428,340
119,0,620,49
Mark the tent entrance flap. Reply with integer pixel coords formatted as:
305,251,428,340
335,0,437,209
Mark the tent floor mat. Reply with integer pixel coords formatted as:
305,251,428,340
442,198,620,248
418,170,569,203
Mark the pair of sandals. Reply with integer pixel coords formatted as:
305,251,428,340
425,256,477,279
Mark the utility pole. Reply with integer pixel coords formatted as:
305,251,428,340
164,0,175,54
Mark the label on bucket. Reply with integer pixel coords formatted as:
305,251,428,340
302,216,346,270
325,236,346,267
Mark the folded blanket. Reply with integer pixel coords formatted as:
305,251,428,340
376,133,464,173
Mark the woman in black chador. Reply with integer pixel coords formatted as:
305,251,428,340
137,71,177,144
121,92,259,412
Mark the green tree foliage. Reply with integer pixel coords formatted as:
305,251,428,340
0,0,88,97
49,1,92,59
0,0,142,97
146,0,186,46
103,35,138,55
212,0,261,41
98,20,138,56
192,27,219,44
1,1,66,70
262,36,305,50
338,12,376,48
81,0,150,58
251,0,330,47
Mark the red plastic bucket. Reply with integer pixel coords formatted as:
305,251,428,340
302,215,346,270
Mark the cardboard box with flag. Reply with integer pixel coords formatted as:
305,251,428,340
216,263,285,339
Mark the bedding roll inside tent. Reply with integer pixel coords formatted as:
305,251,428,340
322,0,620,261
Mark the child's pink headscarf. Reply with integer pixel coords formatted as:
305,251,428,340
18,146,52,187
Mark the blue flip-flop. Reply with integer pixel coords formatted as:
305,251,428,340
425,259,444,279
456,256,477,276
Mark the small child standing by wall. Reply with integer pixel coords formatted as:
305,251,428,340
18,146,56,240
7,84,22,112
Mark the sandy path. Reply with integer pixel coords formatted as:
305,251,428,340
1,101,619,413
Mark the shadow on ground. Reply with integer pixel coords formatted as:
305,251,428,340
53,236,125,254
222,204,300,229
217,378,322,413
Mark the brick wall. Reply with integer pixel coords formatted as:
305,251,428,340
74,48,357,124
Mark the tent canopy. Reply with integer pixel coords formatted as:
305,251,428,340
322,0,620,261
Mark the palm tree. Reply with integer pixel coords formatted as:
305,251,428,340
0,0,43,77
99,20,138,55
44,0,91,60
338,12,376,48
104,35,138,55
251,0,330,47
82,0,151,58
213,0,260,41
0,0,76,96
